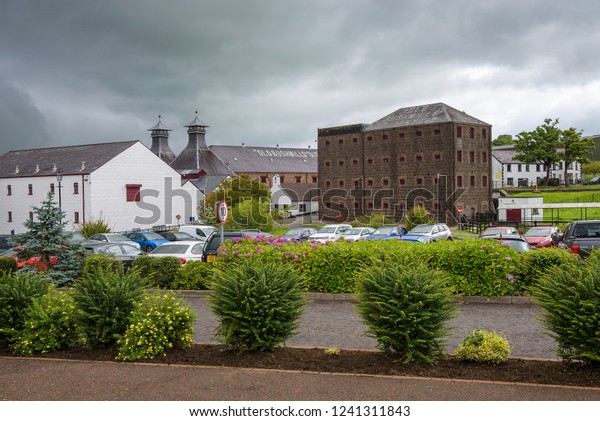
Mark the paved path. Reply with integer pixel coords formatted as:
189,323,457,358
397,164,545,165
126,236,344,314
186,293,558,360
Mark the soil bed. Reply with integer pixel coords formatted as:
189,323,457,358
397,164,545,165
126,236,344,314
2,344,599,388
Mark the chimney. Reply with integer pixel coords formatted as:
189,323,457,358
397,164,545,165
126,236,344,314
148,115,176,164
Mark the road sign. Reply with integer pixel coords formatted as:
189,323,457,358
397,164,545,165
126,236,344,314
217,200,229,224
457,206,463,214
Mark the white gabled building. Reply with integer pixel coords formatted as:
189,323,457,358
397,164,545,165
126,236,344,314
270,174,319,217
0,141,201,234
492,145,581,188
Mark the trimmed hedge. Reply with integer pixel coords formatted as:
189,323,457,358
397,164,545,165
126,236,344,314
130,255,181,288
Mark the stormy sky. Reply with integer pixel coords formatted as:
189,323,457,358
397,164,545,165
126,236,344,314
1,0,599,154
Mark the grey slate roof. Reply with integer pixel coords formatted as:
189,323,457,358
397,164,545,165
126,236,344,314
280,183,319,202
192,175,231,194
365,103,490,132
492,147,523,164
0,141,139,178
210,145,317,174
171,145,235,176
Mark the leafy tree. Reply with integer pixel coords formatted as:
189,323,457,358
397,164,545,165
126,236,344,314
204,176,278,230
559,127,595,186
10,192,84,285
492,134,514,146
582,160,600,178
513,118,562,185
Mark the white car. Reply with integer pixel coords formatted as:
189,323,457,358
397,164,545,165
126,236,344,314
341,227,376,241
87,233,141,249
177,225,216,242
308,224,352,243
148,240,206,264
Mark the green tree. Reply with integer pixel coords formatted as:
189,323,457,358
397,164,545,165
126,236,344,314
205,176,278,230
492,134,514,146
559,127,595,186
582,160,600,178
513,118,562,185
11,192,84,285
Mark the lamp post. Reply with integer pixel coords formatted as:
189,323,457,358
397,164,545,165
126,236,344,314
56,171,63,210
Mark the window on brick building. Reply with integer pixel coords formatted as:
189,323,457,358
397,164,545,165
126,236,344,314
382,134,388,140
338,139,344,144
469,127,475,139
482,175,488,187
325,161,331,167
416,178,423,185
352,138,358,143
416,155,423,161
383,202,390,209
325,181,331,187
416,130,422,137
434,129,441,135
383,179,389,186
312,176,318,183
261,176,267,183
367,158,373,164
382,158,389,164
399,132,405,138
367,202,373,209
434,153,441,160
367,136,372,142
354,202,359,209
353,159,358,165
367,179,374,186
457,176,463,187
295,176,302,183
399,156,406,162
399,178,406,185
354,180,360,187
126,184,142,202
325,140,330,146
457,150,462,162
73,182,79,194
339,160,344,166
457,127,462,138
339,180,344,187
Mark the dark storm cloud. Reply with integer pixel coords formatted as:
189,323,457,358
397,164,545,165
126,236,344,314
1,0,600,154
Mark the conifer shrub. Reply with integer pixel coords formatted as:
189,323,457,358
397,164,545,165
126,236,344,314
455,327,511,364
130,255,181,288
533,261,600,364
71,269,144,348
0,257,18,274
356,261,458,364
209,258,305,352
12,288,80,355
172,260,215,290
0,273,49,348
117,291,197,361
78,218,112,238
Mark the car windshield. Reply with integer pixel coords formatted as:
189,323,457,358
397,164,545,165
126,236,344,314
501,240,531,253
151,244,189,254
409,225,433,234
372,227,395,235
284,228,304,236
106,234,131,242
144,233,166,240
318,226,338,234
121,245,142,255
525,228,552,237
172,232,193,239
482,227,508,236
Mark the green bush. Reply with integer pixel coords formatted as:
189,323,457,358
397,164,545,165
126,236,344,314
173,261,215,290
130,255,181,288
81,254,124,277
117,291,197,361
516,247,580,291
12,288,80,355
209,258,305,352
356,261,458,364
402,205,434,230
0,273,49,348
78,218,112,238
455,327,511,364
71,269,145,348
533,261,600,364
0,257,18,274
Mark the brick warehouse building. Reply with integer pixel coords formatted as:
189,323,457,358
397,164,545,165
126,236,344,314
317,103,493,224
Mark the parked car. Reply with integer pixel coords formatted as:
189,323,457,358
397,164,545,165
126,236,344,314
523,226,561,248
559,220,600,257
0,247,58,269
149,241,206,264
177,225,216,242
126,231,171,252
65,231,88,245
405,224,453,242
158,231,195,242
82,242,144,270
282,227,318,241
0,235,12,253
365,225,408,241
479,226,519,238
203,231,266,263
308,224,352,243
584,175,600,185
341,227,376,241
485,234,532,253
88,233,141,249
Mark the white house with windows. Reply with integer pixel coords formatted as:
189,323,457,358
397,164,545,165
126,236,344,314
492,145,581,188
0,141,201,234
270,174,319,217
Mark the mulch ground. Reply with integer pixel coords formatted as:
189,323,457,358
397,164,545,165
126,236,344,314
2,344,599,388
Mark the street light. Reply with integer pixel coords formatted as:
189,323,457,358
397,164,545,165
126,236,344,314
56,171,63,210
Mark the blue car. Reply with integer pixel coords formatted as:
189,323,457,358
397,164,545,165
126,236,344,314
126,231,171,252
365,225,408,240
397,234,434,243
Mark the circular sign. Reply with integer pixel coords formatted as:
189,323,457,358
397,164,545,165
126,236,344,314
217,200,229,224
175,214,181,220
457,206,463,214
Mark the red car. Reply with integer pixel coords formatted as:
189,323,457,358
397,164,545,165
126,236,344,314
523,226,561,248
0,247,58,270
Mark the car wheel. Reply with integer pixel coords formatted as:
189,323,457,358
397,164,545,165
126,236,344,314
145,245,153,253
447,237,453,241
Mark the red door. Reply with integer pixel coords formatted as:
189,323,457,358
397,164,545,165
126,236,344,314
507,209,521,222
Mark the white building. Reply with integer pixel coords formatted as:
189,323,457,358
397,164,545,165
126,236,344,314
270,174,319,217
492,145,581,188
0,141,201,234
497,196,544,223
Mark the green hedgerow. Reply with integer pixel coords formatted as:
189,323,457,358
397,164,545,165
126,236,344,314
71,269,145,348
0,272,49,348
356,261,458,364
533,261,600,364
516,247,580,291
209,258,306,352
172,260,215,290
117,291,197,361
81,254,124,278
12,288,80,356
455,327,511,364
0,257,18,274
130,255,181,288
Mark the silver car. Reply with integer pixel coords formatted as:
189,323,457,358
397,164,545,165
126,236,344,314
407,224,453,241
